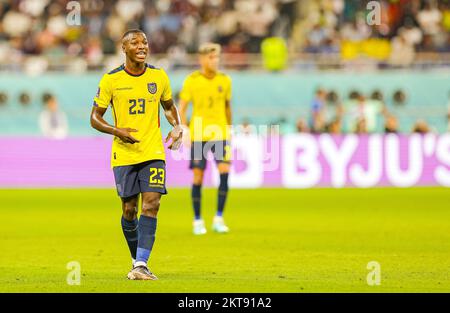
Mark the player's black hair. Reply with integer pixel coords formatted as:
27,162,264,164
122,29,146,41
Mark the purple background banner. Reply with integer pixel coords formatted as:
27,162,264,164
0,134,449,188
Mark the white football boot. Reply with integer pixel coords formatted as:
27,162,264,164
212,216,229,233
193,219,207,235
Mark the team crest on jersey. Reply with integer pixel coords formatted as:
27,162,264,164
218,85,223,92
147,83,157,94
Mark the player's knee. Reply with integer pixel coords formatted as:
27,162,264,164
122,198,138,220
142,197,160,216
193,176,203,185
218,162,230,174
123,205,137,220
193,171,204,185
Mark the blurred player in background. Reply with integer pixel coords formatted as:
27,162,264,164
90,29,183,280
179,43,232,235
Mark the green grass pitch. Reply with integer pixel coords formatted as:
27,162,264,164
0,187,449,292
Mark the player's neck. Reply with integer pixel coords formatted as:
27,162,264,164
125,61,146,76
200,68,217,79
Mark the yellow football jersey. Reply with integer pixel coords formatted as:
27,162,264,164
179,71,232,142
93,64,172,167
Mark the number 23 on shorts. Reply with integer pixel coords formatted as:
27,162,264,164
149,167,165,185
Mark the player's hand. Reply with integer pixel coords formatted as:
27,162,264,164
165,125,183,150
113,128,140,144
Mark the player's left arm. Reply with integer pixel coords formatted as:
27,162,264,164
161,98,183,150
159,69,183,150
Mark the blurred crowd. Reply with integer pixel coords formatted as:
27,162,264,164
0,90,69,138
298,0,450,67
0,0,296,71
0,0,449,71
237,87,450,135
300,88,435,134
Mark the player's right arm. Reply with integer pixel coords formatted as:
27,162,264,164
90,74,140,144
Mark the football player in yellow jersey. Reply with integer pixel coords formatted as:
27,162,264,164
179,43,232,235
90,29,183,280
